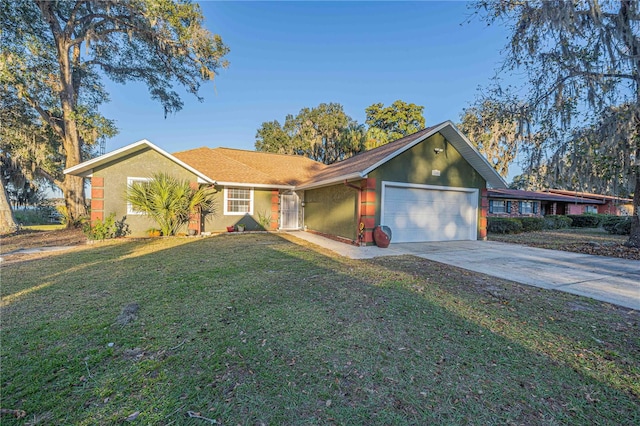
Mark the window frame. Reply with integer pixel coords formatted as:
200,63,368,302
223,187,254,215
585,205,598,214
489,200,507,214
519,201,535,215
126,177,152,215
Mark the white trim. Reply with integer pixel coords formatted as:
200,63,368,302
223,187,254,216
126,177,152,215
361,122,450,177
380,181,479,242
295,173,363,190
215,181,294,190
64,139,215,184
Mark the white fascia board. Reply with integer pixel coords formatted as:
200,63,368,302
215,181,295,190
63,139,151,176
63,139,215,184
295,173,363,190
438,122,508,189
360,121,449,176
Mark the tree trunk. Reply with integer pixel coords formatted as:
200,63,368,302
625,167,640,248
0,178,18,234
60,173,87,227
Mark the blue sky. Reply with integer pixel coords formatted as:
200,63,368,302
99,1,514,173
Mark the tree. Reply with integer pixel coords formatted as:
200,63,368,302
255,119,296,155
255,103,363,164
0,85,64,231
126,173,216,236
476,0,640,247
541,104,636,198
1,0,229,225
458,100,519,178
365,100,425,143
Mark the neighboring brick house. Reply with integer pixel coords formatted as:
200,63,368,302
546,189,633,216
65,121,507,244
487,188,631,217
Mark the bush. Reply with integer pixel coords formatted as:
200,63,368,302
488,217,523,234
543,215,573,230
567,213,601,228
602,216,633,235
517,217,545,232
84,213,130,240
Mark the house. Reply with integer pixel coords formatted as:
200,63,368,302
546,189,633,216
487,188,632,217
64,121,507,244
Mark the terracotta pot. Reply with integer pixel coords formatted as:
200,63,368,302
373,225,392,248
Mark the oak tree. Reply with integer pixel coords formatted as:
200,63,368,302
1,0,229,225
365,100,425,144
476,0,640,247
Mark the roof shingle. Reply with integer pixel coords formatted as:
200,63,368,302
172,147,327,186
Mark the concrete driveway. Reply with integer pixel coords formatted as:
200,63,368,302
287,232,640,310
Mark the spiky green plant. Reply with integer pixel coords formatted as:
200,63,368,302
125,173,215,236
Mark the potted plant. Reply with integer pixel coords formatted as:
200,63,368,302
226,225,235,232
237,223,246,232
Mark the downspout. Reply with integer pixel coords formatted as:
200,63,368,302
344,180,363,245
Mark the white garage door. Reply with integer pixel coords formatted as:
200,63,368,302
381,183,478,243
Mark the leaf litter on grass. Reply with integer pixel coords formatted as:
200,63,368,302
1,233,638,425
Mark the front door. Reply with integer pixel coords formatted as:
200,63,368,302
280,192,299,230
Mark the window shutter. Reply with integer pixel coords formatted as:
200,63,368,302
489,200,494,214
507,201,512,214
533,202,538,214
518,201,523,214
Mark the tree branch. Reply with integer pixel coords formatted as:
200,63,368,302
20,93,65,139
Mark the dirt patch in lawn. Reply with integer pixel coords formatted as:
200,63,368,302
489,228,640,260
0,228,87,257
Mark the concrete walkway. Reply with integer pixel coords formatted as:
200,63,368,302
286,231,640,310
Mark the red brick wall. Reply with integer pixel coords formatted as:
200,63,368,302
270,190,279,230
360,178,376,245
90,177,105,224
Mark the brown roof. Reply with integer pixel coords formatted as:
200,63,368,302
172,147,327,186
488,189,605,204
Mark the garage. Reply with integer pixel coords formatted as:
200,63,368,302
380,182,478,243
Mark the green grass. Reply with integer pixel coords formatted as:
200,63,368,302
1,234,639,425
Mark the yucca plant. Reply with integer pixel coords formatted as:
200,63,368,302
125,173,216,236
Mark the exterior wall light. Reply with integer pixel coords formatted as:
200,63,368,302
434,148,444,154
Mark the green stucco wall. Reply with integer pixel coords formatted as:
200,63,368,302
368,133,486,227
303,184,358,241
93,148,198,237
92,148,279,236
203,188,273,232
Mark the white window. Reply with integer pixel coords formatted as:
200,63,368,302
489,200,507,214
224,187,253,215
585,205,597,214
126,177,151,215
520,201,534,214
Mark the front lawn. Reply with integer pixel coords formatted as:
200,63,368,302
1,234,638,425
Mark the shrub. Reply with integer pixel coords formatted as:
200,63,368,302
567,213,601,228
84,213,130,240
602,216,633,235
488,217,523,234
517,217,545,232
543,215,573,230
126,173,216,236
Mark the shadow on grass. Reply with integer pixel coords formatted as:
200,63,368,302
1,233,638,425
